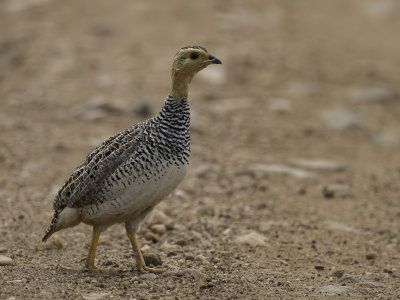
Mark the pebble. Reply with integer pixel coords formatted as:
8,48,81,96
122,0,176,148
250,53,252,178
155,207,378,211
83,292,111,300
0,246,7,253
373,132,400,145
322,184,351,199
321,107,363,129
315,285,353,295
147,210,172,226
142,253,162,267
91,23,114,37
163,269,207,280
363,0,399,18
314,265,324,271
360,280,382,288
194,255,207,263
3,0,51,12
234,232,267,247
212,257,220,264
185,255,195,261
288,158,346,172
71,97,125,121
331,270,345,278
259,221,283,232
151,224,167,235
192,164,212,178
160,242,177,253
140,273,157,280
349,86,398,103
366,253,377,260
141,245,151,252
144,232,158,243
338,275,359,283
326,221,358,233
269,98,292,113
0,256,13,266
241,164,318,179
35,236,65,250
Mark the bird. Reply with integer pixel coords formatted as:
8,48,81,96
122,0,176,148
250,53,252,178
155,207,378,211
42,46,222,272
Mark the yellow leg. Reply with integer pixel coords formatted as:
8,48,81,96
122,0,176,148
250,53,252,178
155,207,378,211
86,226,100,270
126,228,163,273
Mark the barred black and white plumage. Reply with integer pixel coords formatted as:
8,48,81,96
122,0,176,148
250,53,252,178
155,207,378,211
42,46,221,272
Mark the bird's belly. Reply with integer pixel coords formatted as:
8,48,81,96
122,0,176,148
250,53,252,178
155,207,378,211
82,162,187,226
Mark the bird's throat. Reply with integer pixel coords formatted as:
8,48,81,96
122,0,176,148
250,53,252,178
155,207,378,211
170,71,194,102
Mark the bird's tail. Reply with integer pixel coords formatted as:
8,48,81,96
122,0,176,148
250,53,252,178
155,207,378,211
42,209,62,242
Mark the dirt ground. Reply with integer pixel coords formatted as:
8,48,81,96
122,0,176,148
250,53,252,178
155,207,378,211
1,0,399,299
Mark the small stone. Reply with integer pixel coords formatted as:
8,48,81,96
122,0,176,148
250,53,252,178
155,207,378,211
234,232,267,247
288,158,346,172
0,246,7,253
147,210,172,226
322,184,351,199
315,285,353,295
222,228,231,235
259,221,283,232
174,239,186,246
91,23,114,36
72,97,125,121
194,255,207,263
141,245,151,252
269,98,292,113
104,260,113,266
0,256,13,266
192,164,212,178
35,237,65,251
373,132,400,145
185,255,195,261
142,253,162,267
140,273,157,280
160,242,177,253
321,107,363,129
327,221,358,233
241,164,318,179
360,281,382,288
366,253,377,260
83,292,112,300
212,257,220,264
338,276,359,283
151,224,167,235
314,265,324,271
163,269,207,280
363,0,399,17
144,232,158,243
349,86,398,104
332,270,345,278
383,268,393,274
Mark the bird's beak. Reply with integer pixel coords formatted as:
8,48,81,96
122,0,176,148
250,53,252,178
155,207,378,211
206,54,222,65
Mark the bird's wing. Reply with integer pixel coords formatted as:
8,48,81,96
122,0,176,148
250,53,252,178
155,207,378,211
53,122,147,210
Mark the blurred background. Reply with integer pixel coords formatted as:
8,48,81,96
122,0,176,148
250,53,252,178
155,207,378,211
0,0,399,298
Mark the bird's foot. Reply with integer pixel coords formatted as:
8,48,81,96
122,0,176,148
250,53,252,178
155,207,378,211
85,262,99,271
135,261,163,273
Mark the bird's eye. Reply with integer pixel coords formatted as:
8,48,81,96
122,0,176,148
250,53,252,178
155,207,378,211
190,52,199,60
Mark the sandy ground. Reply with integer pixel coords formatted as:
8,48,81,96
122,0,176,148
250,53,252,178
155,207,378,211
0,0,400,299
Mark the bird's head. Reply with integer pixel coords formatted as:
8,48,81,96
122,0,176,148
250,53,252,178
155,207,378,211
172,46,222,75
170,46,221,101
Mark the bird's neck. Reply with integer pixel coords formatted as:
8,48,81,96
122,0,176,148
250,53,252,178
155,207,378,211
170,70,194,102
